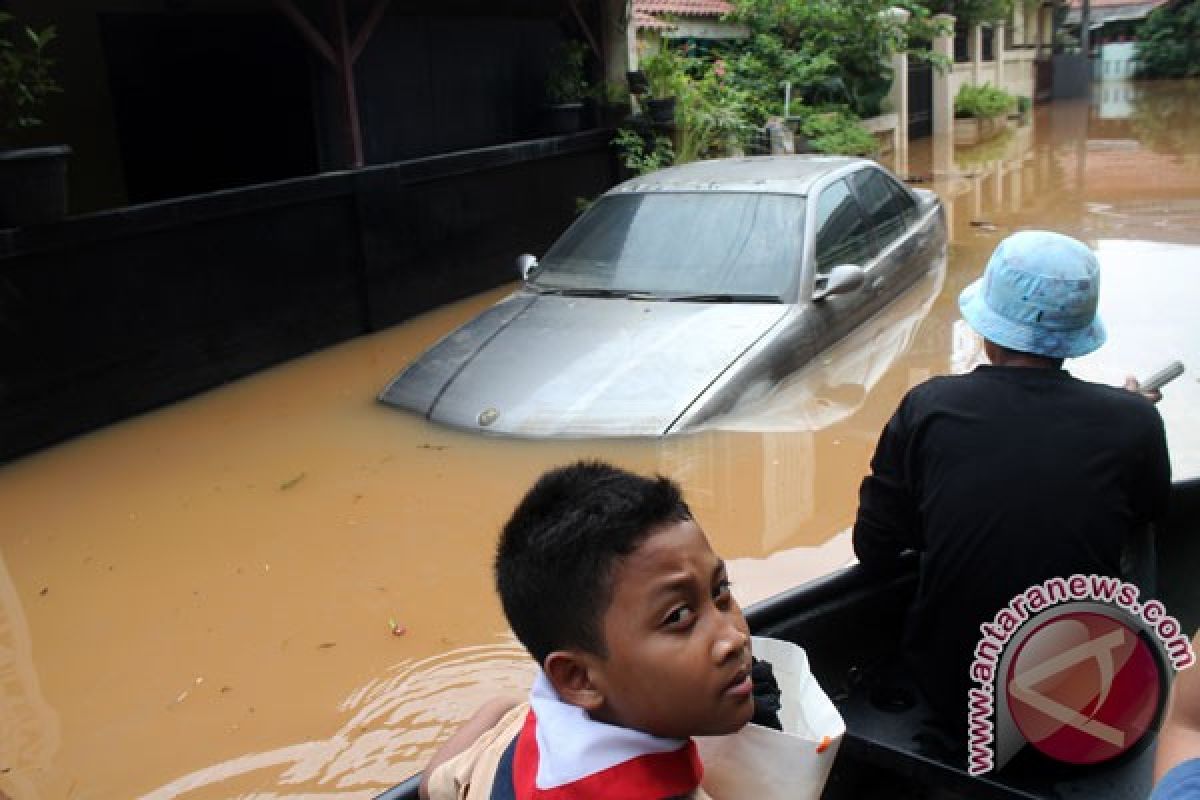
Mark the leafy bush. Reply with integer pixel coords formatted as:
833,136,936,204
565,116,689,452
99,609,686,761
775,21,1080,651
612,127,675,175
955,82,1014,118
0,11,60,141
800,110,879,156
674,59,757,161
1136,1,1200,79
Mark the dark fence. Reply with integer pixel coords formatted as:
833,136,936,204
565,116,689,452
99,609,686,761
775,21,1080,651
0,130,616,463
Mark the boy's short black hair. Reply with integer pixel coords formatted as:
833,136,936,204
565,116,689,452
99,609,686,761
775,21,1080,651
495,460,693,665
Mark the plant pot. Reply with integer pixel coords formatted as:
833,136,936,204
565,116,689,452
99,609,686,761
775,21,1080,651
543,102,588,135
954,115,1007,146
0,145,71,229
645,97,677,127
626,70,649,96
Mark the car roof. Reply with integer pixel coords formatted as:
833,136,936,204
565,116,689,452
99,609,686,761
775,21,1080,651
605,155,868,197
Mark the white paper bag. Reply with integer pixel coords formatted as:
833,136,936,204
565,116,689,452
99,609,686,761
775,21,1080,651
696,636,846,800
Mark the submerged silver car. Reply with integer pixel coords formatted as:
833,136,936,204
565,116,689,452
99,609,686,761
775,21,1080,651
379,156,946,436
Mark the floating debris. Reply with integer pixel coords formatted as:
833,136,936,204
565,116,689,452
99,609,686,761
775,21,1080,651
417,443,448,451
39,587,48,596
969,220,998,231
318,641,337,649
389,618,407,637
279,473,306,491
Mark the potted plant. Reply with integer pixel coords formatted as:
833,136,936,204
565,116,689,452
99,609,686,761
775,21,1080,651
543,40,591,135
953,83,1014,146
639,44,684,126
0,11,69,228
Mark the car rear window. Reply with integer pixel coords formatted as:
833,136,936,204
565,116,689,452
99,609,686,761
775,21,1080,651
536,192,805,299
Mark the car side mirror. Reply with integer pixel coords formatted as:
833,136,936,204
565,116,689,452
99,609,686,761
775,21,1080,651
813,264,866,301
516,253,539,281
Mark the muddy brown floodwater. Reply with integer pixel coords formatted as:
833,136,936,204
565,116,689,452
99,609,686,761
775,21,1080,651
2,81,1199,800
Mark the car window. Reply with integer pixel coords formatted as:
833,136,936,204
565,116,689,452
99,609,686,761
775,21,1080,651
535,192,805,299
814,179,873,275
850,168,913,251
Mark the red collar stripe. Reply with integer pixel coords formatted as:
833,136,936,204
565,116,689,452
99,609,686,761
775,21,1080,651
511,710,703,799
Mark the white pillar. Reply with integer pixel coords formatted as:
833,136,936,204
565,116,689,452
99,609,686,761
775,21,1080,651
932,13,956,135
994,23,1007,90
971,24,984,85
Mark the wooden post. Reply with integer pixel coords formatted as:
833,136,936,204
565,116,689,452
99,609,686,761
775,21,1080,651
334,0,364,168
274,0,391,169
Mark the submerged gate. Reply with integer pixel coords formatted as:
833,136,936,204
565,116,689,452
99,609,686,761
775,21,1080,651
907,58,933,140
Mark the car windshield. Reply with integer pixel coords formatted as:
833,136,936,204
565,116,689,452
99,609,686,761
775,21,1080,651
533,192,805,300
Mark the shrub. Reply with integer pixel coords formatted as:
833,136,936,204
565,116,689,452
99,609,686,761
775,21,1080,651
955,82,1014,118
800,110,879,156
612,127,675,175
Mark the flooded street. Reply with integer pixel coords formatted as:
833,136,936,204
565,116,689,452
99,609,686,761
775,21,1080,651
2,81,1199,799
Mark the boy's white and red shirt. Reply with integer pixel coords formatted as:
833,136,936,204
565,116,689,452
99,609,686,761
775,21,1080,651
426,672,713,800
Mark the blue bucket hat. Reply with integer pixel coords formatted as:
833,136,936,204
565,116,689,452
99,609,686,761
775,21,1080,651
958,230,1107,359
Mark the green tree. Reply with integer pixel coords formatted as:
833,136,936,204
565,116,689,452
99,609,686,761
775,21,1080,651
1136,0,1200,79
920,0,1015,25
727,0,946,120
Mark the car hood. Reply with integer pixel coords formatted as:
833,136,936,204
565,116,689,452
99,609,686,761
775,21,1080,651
379,293,789,436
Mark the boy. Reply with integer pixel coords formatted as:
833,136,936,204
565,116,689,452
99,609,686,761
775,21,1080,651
420,460,756,800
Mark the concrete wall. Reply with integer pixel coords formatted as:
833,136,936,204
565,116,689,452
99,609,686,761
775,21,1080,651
0,130,617,463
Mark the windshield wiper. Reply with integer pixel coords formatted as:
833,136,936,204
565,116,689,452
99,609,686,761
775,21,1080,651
666,293,780,303
530,287,663,300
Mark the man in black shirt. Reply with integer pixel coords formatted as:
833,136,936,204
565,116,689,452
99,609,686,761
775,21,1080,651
852,230,1171,740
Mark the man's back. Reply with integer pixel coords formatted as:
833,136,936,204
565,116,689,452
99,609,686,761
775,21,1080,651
853,364,1170,726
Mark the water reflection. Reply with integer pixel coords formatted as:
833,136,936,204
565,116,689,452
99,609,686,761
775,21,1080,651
142,640,532,800
0,552,60,800
2,81,1199,800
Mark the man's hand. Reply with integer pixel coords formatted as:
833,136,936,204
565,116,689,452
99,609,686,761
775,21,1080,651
1124,375,1163,404
1154,631,1200,783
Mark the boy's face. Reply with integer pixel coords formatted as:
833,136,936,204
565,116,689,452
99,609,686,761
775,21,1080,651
585,518,755,739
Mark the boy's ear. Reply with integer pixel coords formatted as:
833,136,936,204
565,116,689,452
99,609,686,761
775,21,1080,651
543,650,605,712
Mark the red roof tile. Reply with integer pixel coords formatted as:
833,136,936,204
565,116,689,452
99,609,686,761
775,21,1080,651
634,10,677,30
634,0,735,17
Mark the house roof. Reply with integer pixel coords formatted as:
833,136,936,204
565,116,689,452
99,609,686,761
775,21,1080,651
633,0,735,19
633,10,676,30
1067,0,1161,9
1063,0,1167,25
